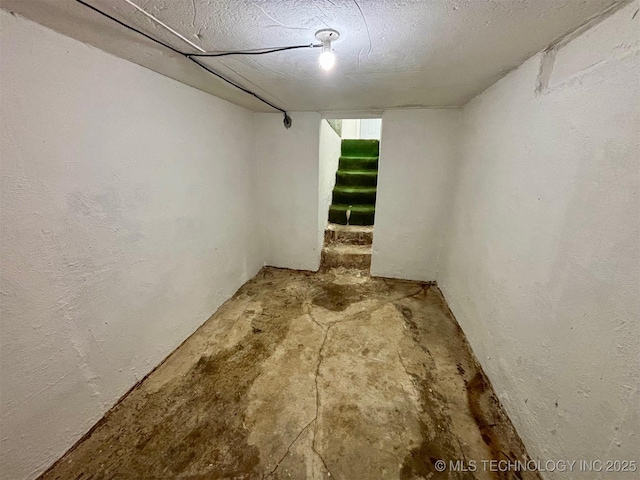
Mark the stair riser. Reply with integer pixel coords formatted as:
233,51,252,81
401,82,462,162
332,190,377,205
324,229,373,246
320,250,371,271
328,208,375,226
341,139,379,157
339,157,378,171
336,172,377,187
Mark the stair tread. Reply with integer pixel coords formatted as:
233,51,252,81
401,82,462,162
323,244,372,255
341,139,380,157
338,157,379,171
335,170,378,188
333,186,377,192
326,223,374,233
330,204,375,212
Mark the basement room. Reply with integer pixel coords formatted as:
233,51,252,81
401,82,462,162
0,0,638,479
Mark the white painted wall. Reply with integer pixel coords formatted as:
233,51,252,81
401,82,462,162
439,3,640,476
0,12,261,480
359,119,382,140
341,119,360,139
340,118,382,140
254,112,322,271
318,120,342,243
371,109,460,282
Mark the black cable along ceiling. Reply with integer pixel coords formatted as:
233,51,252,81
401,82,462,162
75,0,329,129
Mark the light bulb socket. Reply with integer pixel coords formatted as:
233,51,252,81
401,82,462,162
315,29,340,47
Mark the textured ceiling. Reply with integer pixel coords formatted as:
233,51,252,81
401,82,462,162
1,0,623,113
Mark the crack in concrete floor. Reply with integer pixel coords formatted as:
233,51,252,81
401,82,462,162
41,267,540,480
264,314,330,480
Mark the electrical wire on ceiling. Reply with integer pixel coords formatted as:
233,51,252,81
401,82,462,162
189,44,321,58
75,0,325,128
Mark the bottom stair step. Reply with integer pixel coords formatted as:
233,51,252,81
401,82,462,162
320,244,372,271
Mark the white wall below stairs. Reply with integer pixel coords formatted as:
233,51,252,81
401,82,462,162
371,109,461,281
0,12,262,480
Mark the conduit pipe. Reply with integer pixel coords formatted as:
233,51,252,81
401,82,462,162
122,0,206,53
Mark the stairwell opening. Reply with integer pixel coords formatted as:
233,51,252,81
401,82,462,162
319,118,382,273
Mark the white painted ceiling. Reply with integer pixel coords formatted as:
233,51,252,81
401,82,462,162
1,0,623,113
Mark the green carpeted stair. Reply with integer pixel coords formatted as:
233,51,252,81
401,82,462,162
328,139,379,226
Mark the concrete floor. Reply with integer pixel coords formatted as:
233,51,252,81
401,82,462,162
42,267,538,480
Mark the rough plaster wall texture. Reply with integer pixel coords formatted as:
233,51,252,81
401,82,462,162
370,109,461,282
0,12,261,480
438,3,640,477
254,111,322,271
318,120,342,244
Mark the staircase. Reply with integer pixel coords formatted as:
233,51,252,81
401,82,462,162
328,139,379,226
321,139,379,273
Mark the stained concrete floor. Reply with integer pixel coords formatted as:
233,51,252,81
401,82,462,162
42,267,538,480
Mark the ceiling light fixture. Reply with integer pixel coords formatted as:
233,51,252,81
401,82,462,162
315,29,340,70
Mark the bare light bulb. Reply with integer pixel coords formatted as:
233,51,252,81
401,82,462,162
319,50,335,70
315,29,339,71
